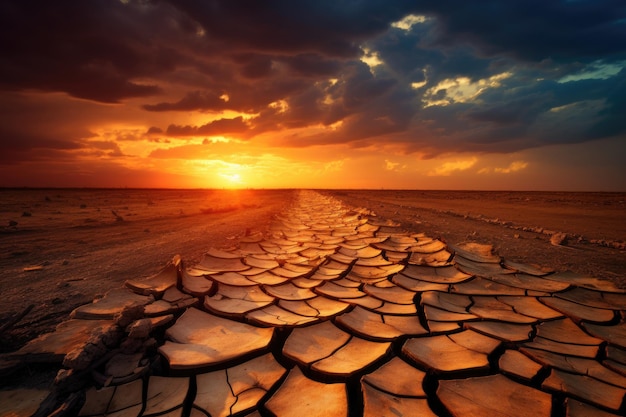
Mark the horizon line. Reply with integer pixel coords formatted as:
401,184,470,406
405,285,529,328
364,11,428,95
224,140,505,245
1,186,624,193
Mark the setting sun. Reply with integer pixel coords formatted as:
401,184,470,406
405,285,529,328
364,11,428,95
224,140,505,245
220,172,242,185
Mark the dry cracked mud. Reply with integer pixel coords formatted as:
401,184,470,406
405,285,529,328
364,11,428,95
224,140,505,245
1,190,625,417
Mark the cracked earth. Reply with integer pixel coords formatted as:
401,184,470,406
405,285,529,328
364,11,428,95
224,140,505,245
1,190,625,416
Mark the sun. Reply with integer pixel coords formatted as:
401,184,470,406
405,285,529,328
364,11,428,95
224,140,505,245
219,171,245,188
222,173,241,183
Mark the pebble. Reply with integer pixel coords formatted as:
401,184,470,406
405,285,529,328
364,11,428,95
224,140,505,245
550,232,568,246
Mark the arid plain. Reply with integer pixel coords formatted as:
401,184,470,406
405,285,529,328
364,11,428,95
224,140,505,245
1,188,624,354
0,189,626,415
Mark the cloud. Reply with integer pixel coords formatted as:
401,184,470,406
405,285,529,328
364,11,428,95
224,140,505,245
0,129,83,164
166,116,250,137
143,78,312,114
478,160,529,174
144,91,231,112
385,160,401,171
423,72,512,107
415,0,626,63
0,1,185,102
283,54,343,77
496,161,528,173
147,126,164,135
82,140,126,158
428,157,477,176
1,0,625,187
166,0,416,58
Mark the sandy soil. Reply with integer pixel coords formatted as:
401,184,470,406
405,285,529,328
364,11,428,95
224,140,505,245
0,189,294,352
1,188,624,355
326,190,626,287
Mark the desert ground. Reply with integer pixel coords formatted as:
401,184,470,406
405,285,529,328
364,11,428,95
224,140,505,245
0,189,626,411
1,188,624,357
0,189,294,353
330,190,626,286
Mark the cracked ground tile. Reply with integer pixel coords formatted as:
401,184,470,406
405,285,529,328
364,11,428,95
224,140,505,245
159,308,274,369
195,353,286,417
403,331,499,373
264,366,348,417
438,374,552,416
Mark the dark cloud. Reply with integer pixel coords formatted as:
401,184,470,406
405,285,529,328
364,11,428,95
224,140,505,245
166,0,416,57
372,20,498,86
147,127,164,135
144,76,311,114
0,92,94,164
1,0,624,165
0,1,191,102
84,140,126,158
586,69,626,139
449,74,622,148
283,54,343,77
0,125,82,150
232,53,275,79
144,91,231,112
166,116,249,137
416,0,626,62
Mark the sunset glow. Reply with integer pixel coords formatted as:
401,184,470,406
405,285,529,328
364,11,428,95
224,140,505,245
0,1,624,190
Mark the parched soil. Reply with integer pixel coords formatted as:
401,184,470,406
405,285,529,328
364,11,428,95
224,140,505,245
1,188,625,356
0,189,295,352
325,190,626,288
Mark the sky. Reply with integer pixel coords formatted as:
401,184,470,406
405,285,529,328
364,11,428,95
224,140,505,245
1,0,625,190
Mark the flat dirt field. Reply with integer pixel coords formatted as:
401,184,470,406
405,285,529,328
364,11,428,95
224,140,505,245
0,188,294,352
1,188,625,356
327,190,626,285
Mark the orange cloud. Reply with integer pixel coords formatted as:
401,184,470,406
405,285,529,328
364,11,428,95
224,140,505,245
478,160,529,174
428,157,477,176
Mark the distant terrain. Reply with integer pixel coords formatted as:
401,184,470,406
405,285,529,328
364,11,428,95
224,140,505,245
328,190,626,287
1,188,624,354
0,189,293,352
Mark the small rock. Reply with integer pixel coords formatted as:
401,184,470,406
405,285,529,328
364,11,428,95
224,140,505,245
101,326,125,348
62,259,70,265
127,318,153,339
54,368,72,386
115,303,147,328
8,220,18,227
514,234,520,239
21,211,32,217
23,265,44,272
550,232,568,246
